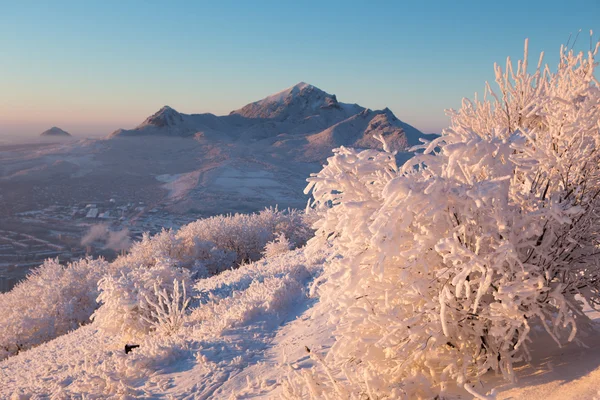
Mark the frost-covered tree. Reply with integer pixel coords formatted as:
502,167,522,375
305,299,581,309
301,38,600,398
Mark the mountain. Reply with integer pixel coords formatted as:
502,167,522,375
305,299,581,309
230,82,361,120
110,106,226,139
40,127,71,137
0,84,434,221
109,82,427,156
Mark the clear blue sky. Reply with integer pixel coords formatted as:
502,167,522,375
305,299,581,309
0,0,598,137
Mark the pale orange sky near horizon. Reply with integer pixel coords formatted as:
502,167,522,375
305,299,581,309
1,1,598,138
0,82,449,137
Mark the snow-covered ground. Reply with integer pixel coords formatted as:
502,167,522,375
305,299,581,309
2,245,600,399
0,248,327,399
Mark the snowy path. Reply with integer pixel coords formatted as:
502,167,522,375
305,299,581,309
142,249,333,399
154,295,328,399
207,300,335,399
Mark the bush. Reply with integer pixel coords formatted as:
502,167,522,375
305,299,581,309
0,258,108,359
92,259,191,338
93,208,313,336
114,207,312,275
141,279,190,336
262,232,293,258
303,39,600,398
177,207,312,267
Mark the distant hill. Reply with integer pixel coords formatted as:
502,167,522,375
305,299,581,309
40,127,71,137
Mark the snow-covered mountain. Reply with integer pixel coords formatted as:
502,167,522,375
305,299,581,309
110,82,426,156
110,106,227,139
230,81,360,121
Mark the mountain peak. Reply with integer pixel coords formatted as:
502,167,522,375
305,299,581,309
378,107,398,121
141,105,183,128
231,82,343,119
258,82,321,105
291,81,311,90
287,82,321,96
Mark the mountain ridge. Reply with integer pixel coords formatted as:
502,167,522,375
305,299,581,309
109,82,427,157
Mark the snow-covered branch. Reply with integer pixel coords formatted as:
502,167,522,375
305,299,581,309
303,38,600,398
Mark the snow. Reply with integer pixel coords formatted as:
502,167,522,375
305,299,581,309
492,339,600,400
253,82,313,106
0,247,330,398
159,170,202,200
214,167,291,200
2,245,600,399
85,208,99,218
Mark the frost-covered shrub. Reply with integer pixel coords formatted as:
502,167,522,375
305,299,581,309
114,229,183,270
115,207,312,274
93,259,191,337
141,279,190,336
303,39,600,398
0,257,108,360
187,240,237,276
177,207,312,266
92,208,312,337
263,232,293,258
0,208,312,359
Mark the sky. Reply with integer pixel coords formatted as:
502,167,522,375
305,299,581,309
0,0,599,137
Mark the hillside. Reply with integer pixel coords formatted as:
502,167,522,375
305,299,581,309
2,244,600,399
4,39,599,399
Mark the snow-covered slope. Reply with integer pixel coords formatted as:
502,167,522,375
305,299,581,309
0,248,329,398
5,41,600,400
2,246,599,399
